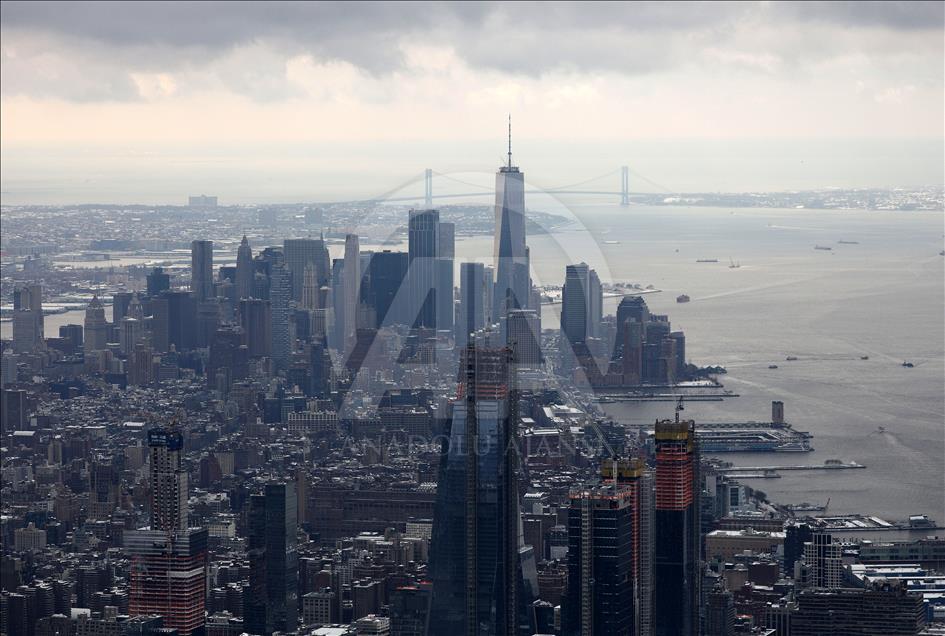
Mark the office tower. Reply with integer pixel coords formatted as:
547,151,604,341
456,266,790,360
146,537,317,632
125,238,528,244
120,316,143,356
803,533,842,589
195,299,221,349
146,267,171,297
284,237,331,303
506,309,541,367
457,262,487,347
587,269,602,338
127,429,207,636
493,126,529,321
246,483,299,636
653,414,699,636
208,327,248,393
437,221,455,332
792,584,926,636
270,262,292,369
408,209,439,329
428,343,533,635
12,284,44,353
84,296,109,354
564,483,635,636
151,290,196,353
301,263,318,310
366,250,408,327
560,263,591,345
1,389,28,434
239,298,272,358
614,296,650,358
343,234,361,351
191,240,214,301
331,258,345,349
112,291,134,324
236,236,254,300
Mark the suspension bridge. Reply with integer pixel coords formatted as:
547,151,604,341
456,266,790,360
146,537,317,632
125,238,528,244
333,166,674,207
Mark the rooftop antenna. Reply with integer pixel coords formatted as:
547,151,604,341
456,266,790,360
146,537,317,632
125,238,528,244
507,113,512,168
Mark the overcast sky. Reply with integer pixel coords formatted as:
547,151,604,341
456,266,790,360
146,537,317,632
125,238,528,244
1,1,942,203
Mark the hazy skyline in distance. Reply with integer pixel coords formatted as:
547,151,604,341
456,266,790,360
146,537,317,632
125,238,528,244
1,1,943,204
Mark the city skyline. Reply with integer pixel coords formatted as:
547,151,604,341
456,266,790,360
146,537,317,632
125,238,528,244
1,3,942,636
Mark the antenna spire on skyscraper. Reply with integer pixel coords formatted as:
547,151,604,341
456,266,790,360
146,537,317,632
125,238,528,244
508,113,512,168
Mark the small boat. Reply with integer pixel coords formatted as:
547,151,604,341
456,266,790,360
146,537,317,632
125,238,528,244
902,361,914,368
786,356,798,361
768,364,779,369
728,257,741,269
860,355,869,360
838,240,859,245
815,245,833,251
676,294,690,303
696,259,719,263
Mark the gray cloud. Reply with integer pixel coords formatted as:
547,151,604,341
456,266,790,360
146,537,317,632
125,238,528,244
1,1,941,102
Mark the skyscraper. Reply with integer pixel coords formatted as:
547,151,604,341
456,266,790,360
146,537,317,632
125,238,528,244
428,342,533,635
84,296,109,354
561,263,591,345
437,221,455,332
270,262,293,369
493,123,529,321
284,238,331,303
301,263,318,311
564,485,635,636
191,240,214,302
343,233,361,351
236,235,254,300
457,262,487,348
12,284,44,353
246,482,299,636
146,267,170,297
408,209,439,329
126,429,207,636
506,309,541,367
653,413,700,636
366,250,409,328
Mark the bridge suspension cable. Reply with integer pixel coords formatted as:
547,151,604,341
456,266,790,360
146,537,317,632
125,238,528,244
545,168,621,192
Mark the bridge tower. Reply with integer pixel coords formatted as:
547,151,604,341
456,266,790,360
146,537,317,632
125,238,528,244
424,168,433,208
620,166,630,206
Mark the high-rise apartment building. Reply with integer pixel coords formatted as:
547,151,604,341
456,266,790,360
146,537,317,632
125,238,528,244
246,482,299,636
564,485,635,635
126,429,207,636
803,533,843,589
653,415,700,636
561,263,601,345
270,261,292,369
366,250,408,328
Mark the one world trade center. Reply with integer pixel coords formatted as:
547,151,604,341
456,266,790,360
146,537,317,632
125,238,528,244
493,119,530,322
